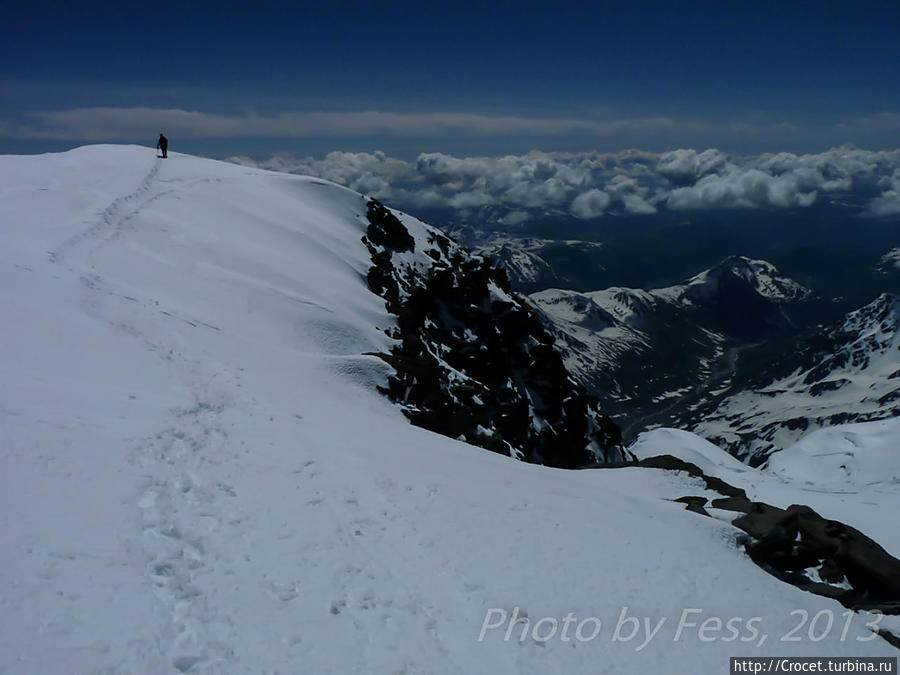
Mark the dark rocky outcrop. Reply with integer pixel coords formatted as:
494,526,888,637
365,199,415,251
733,504,900,605
362,199,624,468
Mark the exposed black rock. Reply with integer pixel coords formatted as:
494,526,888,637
880,629,900,649
362,198,624,468
733,504,900,605
809,378,850,396
366,199,415,251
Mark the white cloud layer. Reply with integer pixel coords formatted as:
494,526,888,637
230,147,900,223
9,105,899,220
656,148,728,185
570,189,611,218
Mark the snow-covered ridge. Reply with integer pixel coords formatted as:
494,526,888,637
2,146,898,672
487,242,559,285
537,255,807,334
606,255,811,310
528,287,650,401
766,417,900,492
630,423,900,563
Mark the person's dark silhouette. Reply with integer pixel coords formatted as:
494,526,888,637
157,133,168,159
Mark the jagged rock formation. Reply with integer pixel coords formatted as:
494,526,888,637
362,199,624,468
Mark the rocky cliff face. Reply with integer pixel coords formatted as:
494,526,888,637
362,199,624,468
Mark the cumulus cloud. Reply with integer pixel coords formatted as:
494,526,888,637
603,174,658,214
233,146,900,224
239,149,669,222
571,189,612,218
657,148,728,185
234,150,416,200
667,168,818,210
666,147,900,212
866,169,900,217
621,193,658,215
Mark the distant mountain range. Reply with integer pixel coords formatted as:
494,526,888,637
523,253,900,464
447,228,607,293
679,292,900,464
530,257,809,429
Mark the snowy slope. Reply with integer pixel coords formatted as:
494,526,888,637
1,146,896,674
767,416,900,493
528,288,651,402
482,238,562,287
450,229,607,293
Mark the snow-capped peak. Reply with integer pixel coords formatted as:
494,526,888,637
679,255,811,304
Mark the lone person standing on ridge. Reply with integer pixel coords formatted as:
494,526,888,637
157,133,168,158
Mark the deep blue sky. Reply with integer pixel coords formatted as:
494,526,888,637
2,0,899,157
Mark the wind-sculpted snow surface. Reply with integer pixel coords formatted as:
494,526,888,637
767,417,900,492
2,146,898,673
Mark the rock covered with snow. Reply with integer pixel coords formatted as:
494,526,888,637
624,427,900,616
362,199,624,467
629,427,751,477
484,240,562,288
